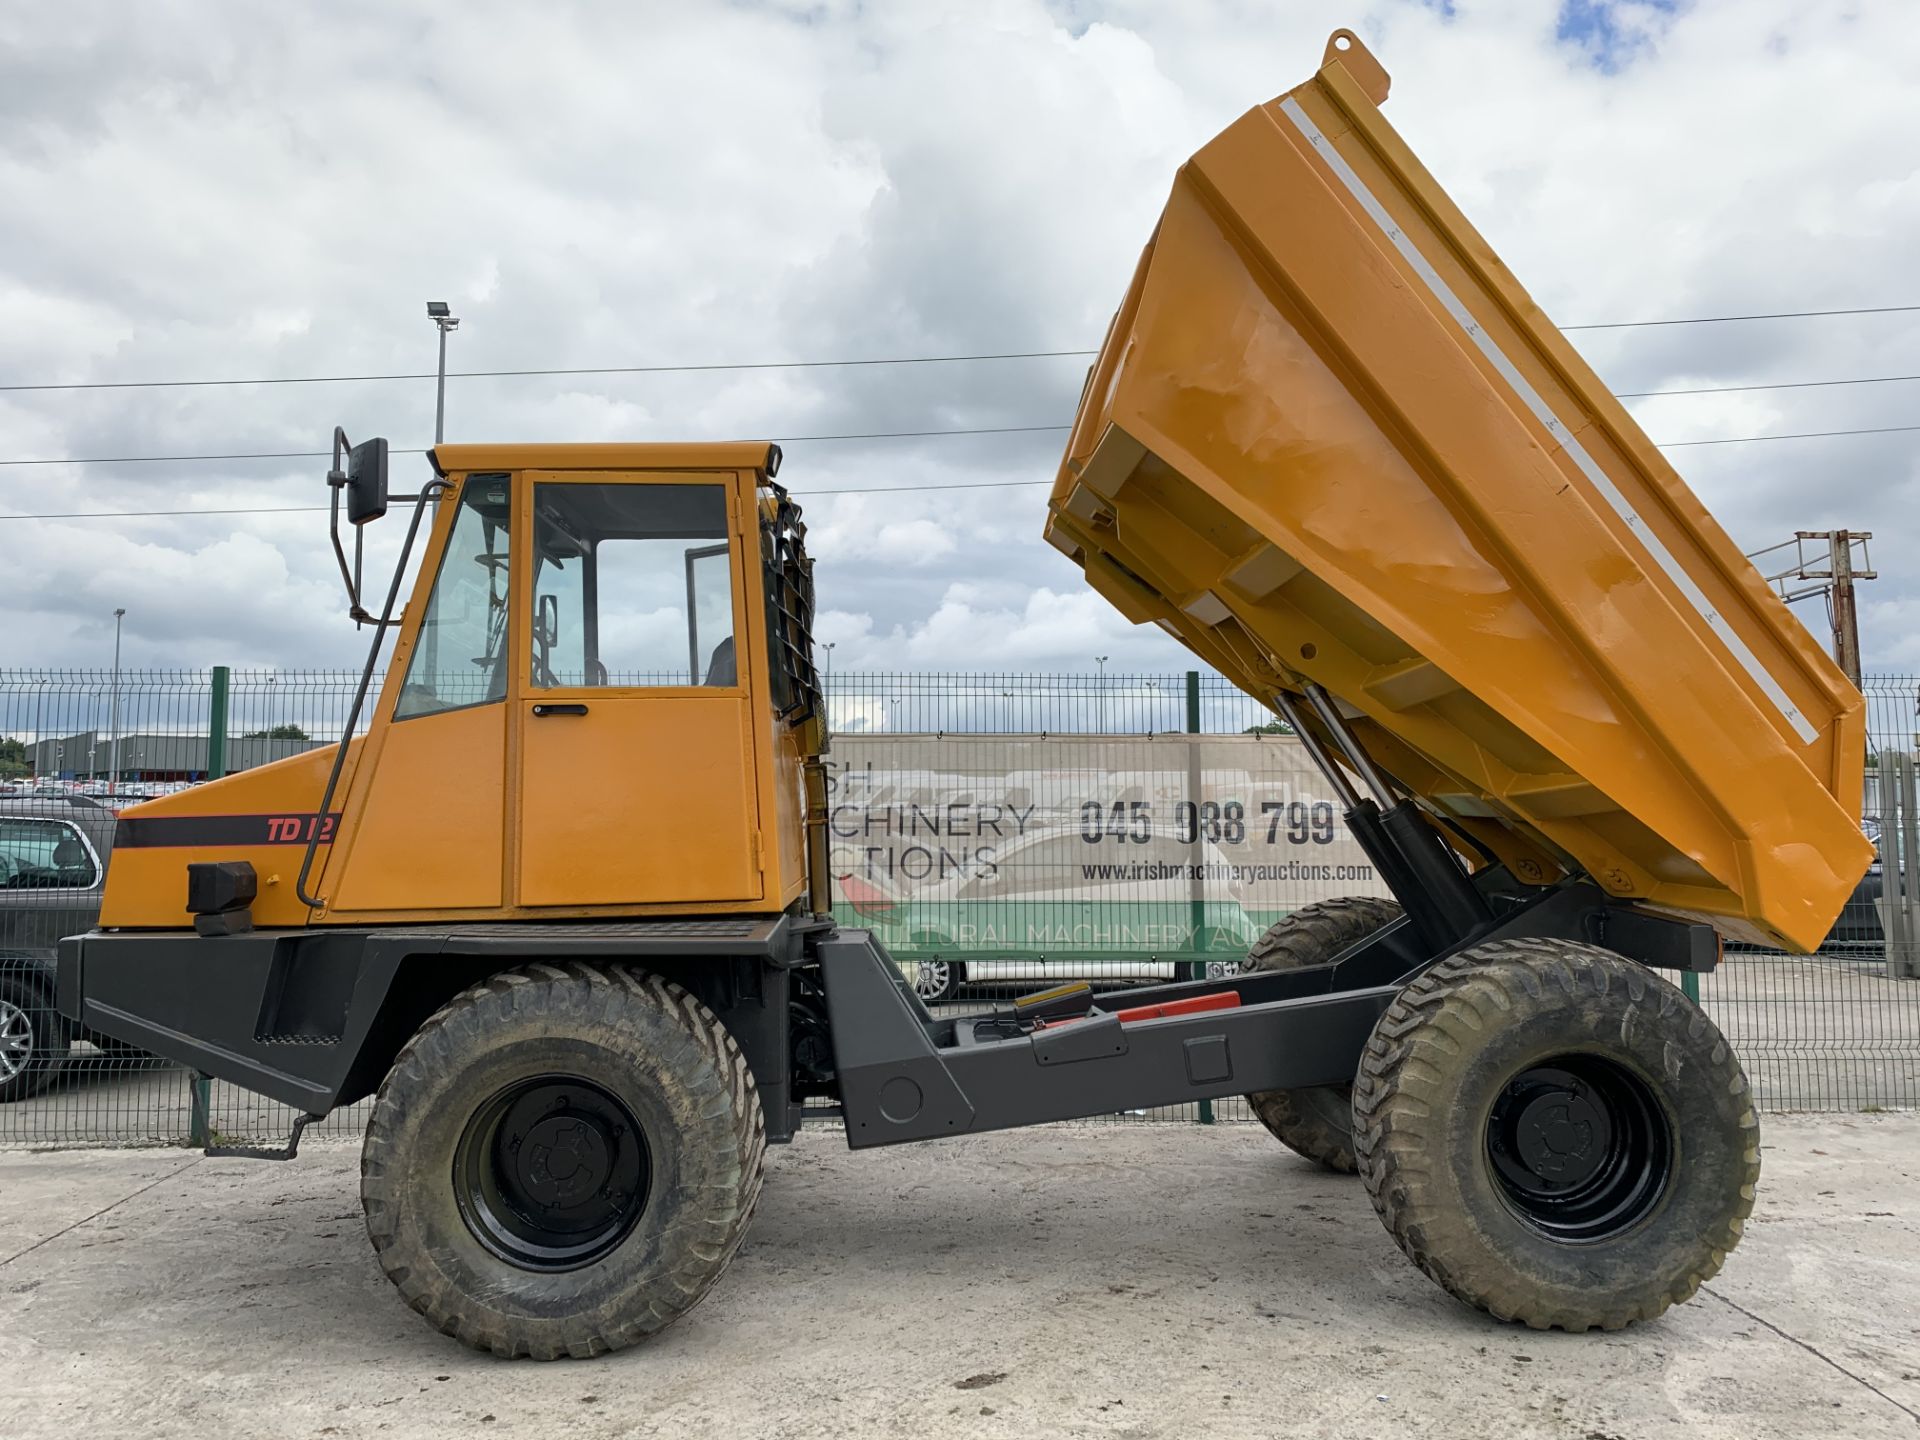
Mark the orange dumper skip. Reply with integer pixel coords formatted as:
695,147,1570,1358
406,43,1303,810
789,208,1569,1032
1047,30,1870,953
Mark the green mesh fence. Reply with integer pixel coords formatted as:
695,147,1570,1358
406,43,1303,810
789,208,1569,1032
1,668,1914,1147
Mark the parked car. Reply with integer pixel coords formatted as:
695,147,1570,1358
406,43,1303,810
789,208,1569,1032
1826,817,1888,947
842,825,1260,1002
0,796,119,1101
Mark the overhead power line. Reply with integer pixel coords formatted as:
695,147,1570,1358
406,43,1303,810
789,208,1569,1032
2,419,1915,523
5,416,1917,475
1561,303,1920,331
3,303,1916,394
0,350,1096,394
0,424,1073,469
1657,423,1920,448
1614,372,1920,400
0,477,1056,522
7,362,1915,406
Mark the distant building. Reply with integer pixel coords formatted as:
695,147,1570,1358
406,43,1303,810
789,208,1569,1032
28,730,324,782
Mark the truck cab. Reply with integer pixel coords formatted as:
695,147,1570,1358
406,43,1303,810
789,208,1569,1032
95,444,825,934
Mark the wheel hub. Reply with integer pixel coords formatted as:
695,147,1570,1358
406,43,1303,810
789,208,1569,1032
519,1115,611,1206
454,1076,649,1272
1511,1090,1605,1186
1486,1057,1672,1242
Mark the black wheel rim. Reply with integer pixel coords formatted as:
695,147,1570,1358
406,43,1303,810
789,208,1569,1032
453,1075,651,1272
1485,1054,1673,1243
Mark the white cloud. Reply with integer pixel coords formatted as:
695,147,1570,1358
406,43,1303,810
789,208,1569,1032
1,0,1914,688
828,580,1146,670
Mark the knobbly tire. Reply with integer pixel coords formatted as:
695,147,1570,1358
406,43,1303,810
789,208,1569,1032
1352,938,1759,1331
361,963,765,1359
1241,897,1402,1172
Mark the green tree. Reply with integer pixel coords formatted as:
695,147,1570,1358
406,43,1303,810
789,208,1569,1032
1244,721,1295,735
244,723,312,741
0,735,26,780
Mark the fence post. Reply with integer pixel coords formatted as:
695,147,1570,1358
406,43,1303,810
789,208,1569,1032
187,666,231,1148
1186,671,1216,1125
207,665,230,782
1891,751,1920,980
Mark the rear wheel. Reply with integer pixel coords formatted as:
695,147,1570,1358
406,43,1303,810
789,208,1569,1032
1240,898,1402,1172
1353,938,1758,1330
361,964,765,1358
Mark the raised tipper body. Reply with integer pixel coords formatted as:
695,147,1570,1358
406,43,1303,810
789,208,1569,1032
1045,31,1870,951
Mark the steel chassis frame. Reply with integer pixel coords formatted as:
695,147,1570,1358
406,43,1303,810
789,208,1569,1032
58,679,1716,1154
58,870,1713,1153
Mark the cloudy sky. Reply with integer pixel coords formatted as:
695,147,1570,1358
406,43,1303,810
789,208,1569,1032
3,0,1916,685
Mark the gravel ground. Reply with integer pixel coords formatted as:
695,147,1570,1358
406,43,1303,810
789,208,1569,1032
2,1115,1918,1439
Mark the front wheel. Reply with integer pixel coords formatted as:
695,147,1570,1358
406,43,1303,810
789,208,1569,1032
361,964,765,1358
1353,938,1759,1331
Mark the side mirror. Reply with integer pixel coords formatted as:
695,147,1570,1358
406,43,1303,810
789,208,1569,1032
346,437,389,525
326,426,393,622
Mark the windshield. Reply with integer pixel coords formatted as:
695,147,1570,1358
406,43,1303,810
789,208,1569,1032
395,476,512,719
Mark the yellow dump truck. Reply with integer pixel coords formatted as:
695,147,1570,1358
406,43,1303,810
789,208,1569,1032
60,31,1868,1356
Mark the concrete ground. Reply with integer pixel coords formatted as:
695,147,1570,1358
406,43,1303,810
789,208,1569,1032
2,1117,1918,1439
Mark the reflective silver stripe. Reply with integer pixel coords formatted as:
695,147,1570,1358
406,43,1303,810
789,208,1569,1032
1277,97,1818,745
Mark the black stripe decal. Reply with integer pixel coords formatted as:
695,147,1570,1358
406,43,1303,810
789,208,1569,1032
113,813,342,849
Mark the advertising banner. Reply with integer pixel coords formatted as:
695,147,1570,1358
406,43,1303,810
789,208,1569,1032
823,734,1391,989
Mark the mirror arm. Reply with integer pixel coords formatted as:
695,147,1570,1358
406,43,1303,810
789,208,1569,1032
325,426,377,625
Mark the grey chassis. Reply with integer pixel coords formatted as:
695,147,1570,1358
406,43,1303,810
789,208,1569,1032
60,870,1714,1154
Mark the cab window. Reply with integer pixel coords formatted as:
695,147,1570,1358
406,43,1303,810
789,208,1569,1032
396,476,513,719
530,483,737,688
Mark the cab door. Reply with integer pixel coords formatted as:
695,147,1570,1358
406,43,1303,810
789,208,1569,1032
325,473,513,918
512,471,763,909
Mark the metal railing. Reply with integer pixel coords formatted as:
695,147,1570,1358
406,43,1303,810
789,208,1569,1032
1,668,1915,1147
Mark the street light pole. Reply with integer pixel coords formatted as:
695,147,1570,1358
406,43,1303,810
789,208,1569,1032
427,301,460,444
1095,655,1109,734
424,302,460,693
108,607,126,790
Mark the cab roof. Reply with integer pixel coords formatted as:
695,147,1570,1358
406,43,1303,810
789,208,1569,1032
429,442,781,477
